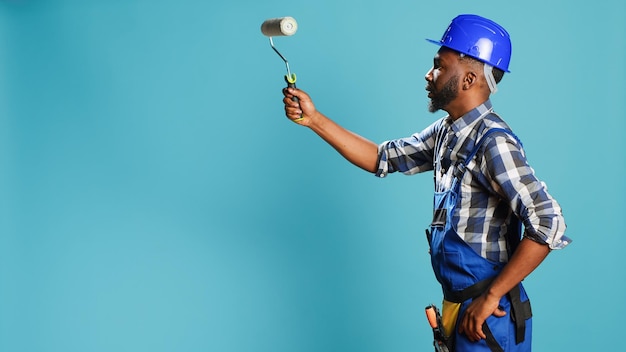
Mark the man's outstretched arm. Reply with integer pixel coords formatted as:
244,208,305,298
283,87,379,173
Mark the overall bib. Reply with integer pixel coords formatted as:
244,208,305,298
426,128,533,352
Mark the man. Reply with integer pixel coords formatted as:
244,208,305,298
281,14,570,351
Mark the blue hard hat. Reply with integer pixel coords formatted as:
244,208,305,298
427,14,512,72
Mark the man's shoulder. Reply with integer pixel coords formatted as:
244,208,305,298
481,111,511,130
471,112,517,142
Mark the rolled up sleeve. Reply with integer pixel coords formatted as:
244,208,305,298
375,121,440,178
483,135,571,250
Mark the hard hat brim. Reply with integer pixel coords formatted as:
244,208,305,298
425,38,511,73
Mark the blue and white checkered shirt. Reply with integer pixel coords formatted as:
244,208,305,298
376,100,570,262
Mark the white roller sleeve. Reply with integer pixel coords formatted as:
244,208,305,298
261,17,298,37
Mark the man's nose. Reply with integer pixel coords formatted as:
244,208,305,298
425,66,434,81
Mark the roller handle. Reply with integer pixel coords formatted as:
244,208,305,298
285,73,299,103
284,73,302,120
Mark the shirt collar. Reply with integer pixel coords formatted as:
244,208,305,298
444,99,493,133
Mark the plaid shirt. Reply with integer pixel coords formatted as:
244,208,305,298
376,100,570,262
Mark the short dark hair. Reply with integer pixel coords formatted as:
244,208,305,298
492,67,504,84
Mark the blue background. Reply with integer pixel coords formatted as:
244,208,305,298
1,0,624,351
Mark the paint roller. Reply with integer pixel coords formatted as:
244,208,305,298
260,17,299,103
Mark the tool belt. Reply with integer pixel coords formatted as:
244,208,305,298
431,277,533,352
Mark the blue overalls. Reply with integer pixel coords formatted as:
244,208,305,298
426,128,533,352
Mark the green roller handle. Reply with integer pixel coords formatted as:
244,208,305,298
285,73,299,103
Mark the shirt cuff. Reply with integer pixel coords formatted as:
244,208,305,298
374,143,389,178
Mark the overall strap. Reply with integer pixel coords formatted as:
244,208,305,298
466,128,521,164
509,284,533,344
451,127,524,254
443,277,495,303
454,127,522,180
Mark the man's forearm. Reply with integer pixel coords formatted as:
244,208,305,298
459,237,551,341
307,111,379,173
485,237,550,300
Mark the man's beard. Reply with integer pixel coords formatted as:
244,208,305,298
428,75,459,113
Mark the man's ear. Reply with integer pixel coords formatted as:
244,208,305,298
463,71,478,90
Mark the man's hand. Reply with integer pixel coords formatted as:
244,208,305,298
458,293,507,342
457,238,550,342
282,87,316,126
